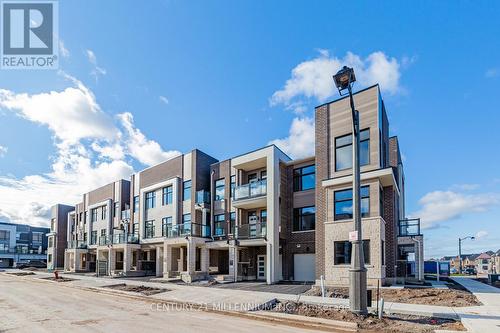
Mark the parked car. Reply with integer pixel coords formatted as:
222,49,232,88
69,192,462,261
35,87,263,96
17,260,47,269
464,267,477,275
450,267,458,274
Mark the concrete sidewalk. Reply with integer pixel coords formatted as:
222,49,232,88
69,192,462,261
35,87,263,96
451,277,500,332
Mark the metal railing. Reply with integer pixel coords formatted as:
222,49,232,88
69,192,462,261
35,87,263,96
112,233,139,244
68,240,88,249
195,190,211,204
232,222,267,239
399,218,421,236
164,223,210,238
233,180,267,201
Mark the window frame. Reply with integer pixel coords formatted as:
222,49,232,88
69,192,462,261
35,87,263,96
334,128,370,171
162,217,172,236
334,240,371,265
145,220,155,239
162,186,173,205
293,165,315,192
214,178,225,201
334,185,370,221
293,206,316,232
145,191,156,210
183,180,192,201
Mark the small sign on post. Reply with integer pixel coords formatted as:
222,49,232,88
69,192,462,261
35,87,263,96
349,231,358,242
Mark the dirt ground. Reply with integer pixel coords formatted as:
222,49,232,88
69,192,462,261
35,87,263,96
6,272,36,276
40,276,76,282
271,301,465,333
104,283,169,296
304,282,481,307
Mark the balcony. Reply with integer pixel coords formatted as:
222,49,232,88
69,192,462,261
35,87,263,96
195,190,211,209
98,236,111,246
232,222,267,240
232,180,267,209
399,218,421,237
213,221,228,239
112,233,139,244
68,240,88,249
164,223,210,238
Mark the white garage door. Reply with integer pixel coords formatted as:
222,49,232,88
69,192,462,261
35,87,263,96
294,253,315,281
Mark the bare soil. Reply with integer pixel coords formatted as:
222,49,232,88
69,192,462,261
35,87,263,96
304,282,481,307
6,272,35,276
104,283,169,296
271,301,465,333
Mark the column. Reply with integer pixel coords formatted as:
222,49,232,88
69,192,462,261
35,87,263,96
200,247,209,273
108,249,116,275
186,242,196,275
163,244,172,278
156,246,163,277
123,246,131,275
178,247,185,272
229,245,239,282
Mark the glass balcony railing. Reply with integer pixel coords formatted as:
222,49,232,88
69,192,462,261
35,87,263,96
98,235,111,246
195,190,211,204
233,180,267,201
68,240,88,249
112,233,139,244
213,221,227,238
163,223,210,238
232,222,267,239
399,218,421,236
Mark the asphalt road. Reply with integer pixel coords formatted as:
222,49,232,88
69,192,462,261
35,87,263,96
0,273,319,333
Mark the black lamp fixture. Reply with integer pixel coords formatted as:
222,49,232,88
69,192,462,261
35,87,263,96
333,66,356,95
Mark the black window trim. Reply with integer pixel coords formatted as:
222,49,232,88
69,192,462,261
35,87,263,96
334,128,370,172
293,164,315,192
334,185,370,221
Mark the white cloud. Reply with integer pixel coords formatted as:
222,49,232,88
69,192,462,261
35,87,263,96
118,112,181,166
476,230,488,239
411,190,500,229
86,49,107,81
0,75,180,227
0,145,7,157
159,96,169,105
451,183,480,191
59,40,70,58
269,117,315,159
270,50,403,107
485,68,499,78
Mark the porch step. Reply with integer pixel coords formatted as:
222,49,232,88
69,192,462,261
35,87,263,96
213,274,233,282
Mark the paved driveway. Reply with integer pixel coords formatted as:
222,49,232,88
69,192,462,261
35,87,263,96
211,281,312,295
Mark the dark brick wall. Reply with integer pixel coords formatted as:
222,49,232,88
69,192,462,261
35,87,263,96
383,186,397,278
314,104,329,279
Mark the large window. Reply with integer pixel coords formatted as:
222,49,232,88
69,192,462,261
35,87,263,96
183,180,192,201
101,205,107,220
0,230,9,241
293,165,315,191
145,191,156,209
214,214,225,236
183,213,191,224
335,129,370,171
215,179,225,201
334,240,370,265
133,196,139,212
145,220,155,238
334,186,370,220
132,223,139,235
162,186,173,205
293,206,316,231
230,175,236,197
91,231,97,245
162,217,172,236
114,202,119,218
229,212,236,231
32,232,43,242
91,208,98,223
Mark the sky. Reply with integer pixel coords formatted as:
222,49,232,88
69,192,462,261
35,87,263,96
0,1,499,259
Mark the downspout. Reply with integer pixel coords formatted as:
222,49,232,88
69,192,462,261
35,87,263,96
210,170,215,241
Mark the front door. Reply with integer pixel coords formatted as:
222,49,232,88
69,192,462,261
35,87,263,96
257,254,266,280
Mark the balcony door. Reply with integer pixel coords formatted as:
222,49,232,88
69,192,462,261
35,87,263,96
248,211,258,237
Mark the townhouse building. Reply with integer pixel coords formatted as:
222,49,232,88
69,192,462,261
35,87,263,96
53,84,423,286
1,221,49,268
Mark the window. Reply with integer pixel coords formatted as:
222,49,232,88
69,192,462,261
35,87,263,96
91,208,98,222
182,213,191,224
133,196,139,212
214,214,225,236
114,202,119,218
132,223,139,235
261,170,267,180
48,236,53,248
334,240,370,265
248,173,257,183
145,220,155,238
145,191,156,209
293,206,316,231
100,229,106,237
229,212,236,232
215,179,225,201
230,175,236,197
0,230,9,241
50,218,56,231
293,165,315,191
183,180,192,201
162,186,173,205
334,186,370,220
48,254,52,263
83,232,87,242
32,232,43,242
162,217,172,236
260,210,267,224
101,205,107,220
335,129,370,171
91,231,97,245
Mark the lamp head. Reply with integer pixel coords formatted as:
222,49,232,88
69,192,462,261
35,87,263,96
333,66,356,94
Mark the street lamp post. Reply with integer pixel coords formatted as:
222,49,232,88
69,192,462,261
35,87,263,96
333,66,367,315
458,236,475,274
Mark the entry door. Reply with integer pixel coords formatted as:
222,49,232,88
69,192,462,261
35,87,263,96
257,255,266,280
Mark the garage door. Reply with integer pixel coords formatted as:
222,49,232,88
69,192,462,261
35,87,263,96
293,253,315,281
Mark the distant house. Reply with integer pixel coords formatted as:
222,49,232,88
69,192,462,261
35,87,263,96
0,222,50,268
475,252,493,274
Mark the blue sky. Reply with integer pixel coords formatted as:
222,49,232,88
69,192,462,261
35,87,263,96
0,1,499,258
